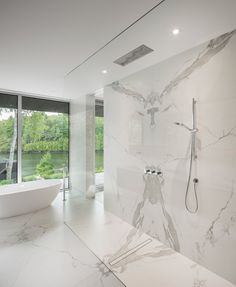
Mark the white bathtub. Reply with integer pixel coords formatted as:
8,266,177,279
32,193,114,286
0,179,61,219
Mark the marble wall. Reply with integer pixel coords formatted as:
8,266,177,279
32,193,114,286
104,30,236,284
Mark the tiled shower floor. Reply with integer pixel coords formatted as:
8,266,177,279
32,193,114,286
1,192,235,287
66,194,236,287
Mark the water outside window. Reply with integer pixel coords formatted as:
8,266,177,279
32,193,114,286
0,94,69,186
22,97,69,183
22,111,69,182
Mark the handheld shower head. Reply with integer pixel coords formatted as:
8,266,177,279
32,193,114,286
174,122,193,132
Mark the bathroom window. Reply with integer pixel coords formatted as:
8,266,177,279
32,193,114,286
0,93,69,187
22,97,69,185
0,94,18,185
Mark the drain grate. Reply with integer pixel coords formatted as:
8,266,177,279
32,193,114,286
109,238,152,266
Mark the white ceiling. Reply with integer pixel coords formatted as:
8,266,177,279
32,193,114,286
0,0,159,98
1,0,236,99
65,0,236,99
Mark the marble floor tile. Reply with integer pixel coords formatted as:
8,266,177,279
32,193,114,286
0,193,124,287
1,192,235,287
66,195,236,287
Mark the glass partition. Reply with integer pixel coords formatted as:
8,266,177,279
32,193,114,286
0,94,18,185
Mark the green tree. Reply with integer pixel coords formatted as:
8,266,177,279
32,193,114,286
22,112,69,153
95,117,104,151
22,111,47,145
0,109,17,180
36,152,54,178
43,114,68,141
0,114,15,153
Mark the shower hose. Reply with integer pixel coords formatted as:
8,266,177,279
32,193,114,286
185,138,199,213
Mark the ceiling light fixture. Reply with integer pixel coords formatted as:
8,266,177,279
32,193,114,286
172,28,180,35
102,70,108,74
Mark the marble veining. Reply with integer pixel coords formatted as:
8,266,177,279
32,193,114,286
202,126,236,150
111,29,236,129
0,194,124,287
102,224,175,273
105,29,236,284
205,187,234,246
159,29,236,100
66,195,236,287
195,182,236,264
110,81,175,127
132,172,180,251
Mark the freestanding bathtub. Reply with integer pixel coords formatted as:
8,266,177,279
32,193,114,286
0,179,61,219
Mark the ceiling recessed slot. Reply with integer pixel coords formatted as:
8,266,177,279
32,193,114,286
114,45,154,67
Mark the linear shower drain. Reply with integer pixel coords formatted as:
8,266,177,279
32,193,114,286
109,238,152,266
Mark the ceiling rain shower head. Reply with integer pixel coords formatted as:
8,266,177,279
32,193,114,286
114,45,154,67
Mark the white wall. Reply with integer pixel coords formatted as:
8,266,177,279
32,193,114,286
64,76,95,195
104,29,236,284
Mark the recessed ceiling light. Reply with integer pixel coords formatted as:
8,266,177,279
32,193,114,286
102,70,108,74
172,28,180,35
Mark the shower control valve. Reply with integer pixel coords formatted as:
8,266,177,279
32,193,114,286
144,168,152,174
144,167,162,176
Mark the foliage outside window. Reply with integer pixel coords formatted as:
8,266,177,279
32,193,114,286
95,117,104,173
22,111,69,182
0,94,18,185
0,94,69,186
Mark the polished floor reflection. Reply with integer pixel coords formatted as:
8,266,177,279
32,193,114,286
1,191,235,287
0,193,123,287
